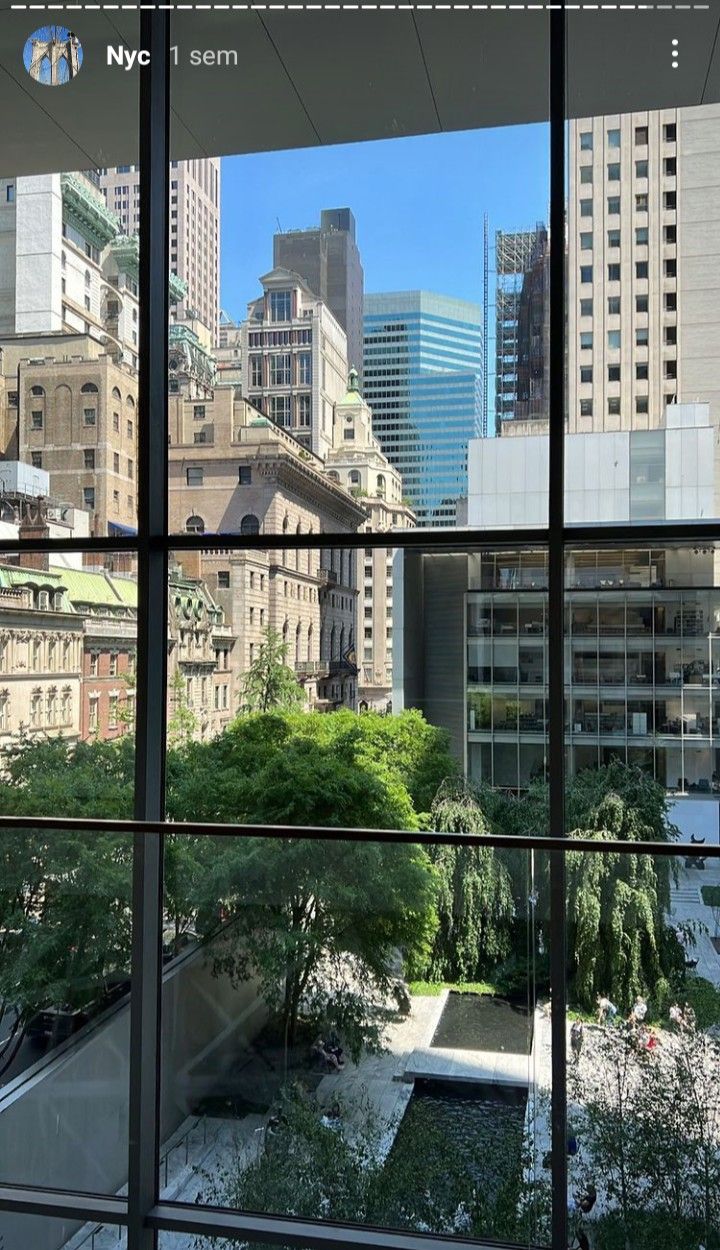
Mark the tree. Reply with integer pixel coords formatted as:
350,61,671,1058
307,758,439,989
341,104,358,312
239,628,306,714
423,779,515,983
0,736,134,1075
167,668,199,748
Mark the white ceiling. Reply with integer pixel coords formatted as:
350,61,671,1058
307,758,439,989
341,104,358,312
0,8,718,175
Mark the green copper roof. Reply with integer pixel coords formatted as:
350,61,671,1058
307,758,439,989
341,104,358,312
61,173,119,251
337,367,363,407
112,236,188,304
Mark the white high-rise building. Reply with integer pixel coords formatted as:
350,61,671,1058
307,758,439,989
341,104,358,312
99,158,220,339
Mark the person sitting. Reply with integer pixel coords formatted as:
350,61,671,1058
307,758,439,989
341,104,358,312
628,996,648,1028
596,995,617,1026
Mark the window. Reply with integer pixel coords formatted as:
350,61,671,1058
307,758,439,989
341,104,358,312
636,363,649,381
607,128,621,147
6,185,14,202
636,295,649,313
270,395,291,426
607,264,620,282
665,360,677,379
297,352,312,385
636,193,649,211
665,292,677,312
665,259,677,278
664,190,677,210
607,196,620,215
127,459,134,481
113,490,120,509
580,266,593,284
665,326,677,346
297,394,311,426
580,199,593,218
240,514,260,536
127,420,133,439
186,468,203,486
238,466,251,485
270,290,291,321
31,451,42,468
113,412,120,432
607,162,620,181
607,296,620,316
580,331,593,350
84,449,95,470
580,367,593,384
635,227,649,245
664,122,677,142
636,261,649,279
636,396,649,415
579,399,592,418
608,365,621,383
579,299,593,317
663,224,677,245
607,330,621,350
270,353,291,385
636,327,649,347
108,696,118,729
83,408,96,426
249,355,262,387
579,131,593,150
635,125,648,145
580,166,593,184
607,230,620,248
109,653,118,678
217,571,230,589
608,397,621,416
193,405,206,421
635,159,648,178
31,410,43,429
83,487,95,509
580,232,593,251
664,156,677,176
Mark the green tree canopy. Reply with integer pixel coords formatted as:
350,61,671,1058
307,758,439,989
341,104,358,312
239,627,306,713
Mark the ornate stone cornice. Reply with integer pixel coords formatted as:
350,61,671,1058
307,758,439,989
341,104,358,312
61,173,119,251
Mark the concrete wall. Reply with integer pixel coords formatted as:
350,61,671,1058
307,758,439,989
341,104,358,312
0,939,267,1250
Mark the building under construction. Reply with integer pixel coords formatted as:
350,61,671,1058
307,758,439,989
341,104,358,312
495,225,549,435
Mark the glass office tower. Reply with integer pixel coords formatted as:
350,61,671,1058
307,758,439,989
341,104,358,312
363,291,483,527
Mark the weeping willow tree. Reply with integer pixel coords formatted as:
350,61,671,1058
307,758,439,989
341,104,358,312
424,780,516,983
567,795,683,1011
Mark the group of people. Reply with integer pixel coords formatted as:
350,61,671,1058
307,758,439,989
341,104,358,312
311,1034,345,1071
669,1001,697,1032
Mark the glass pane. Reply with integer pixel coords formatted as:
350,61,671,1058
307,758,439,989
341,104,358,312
168,11,550,533
0,548,136,816
2,15,142,543
0,1210,125,1250
566,9,720,525
566,543,720,805
566,842,720,1249
160,836,550,1244
0,827,131,1194
164,545,549,824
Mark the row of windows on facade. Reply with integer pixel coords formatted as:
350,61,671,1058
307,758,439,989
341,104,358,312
0,688,75,732
579,225,676,249
578,395,676,418
579,331,677,359
580,191,677,217
579,123,677,150
248,353,312,386
246,621,354,666
579,293,677,318
577,157,677,184
580,260,677,284
247,330,313,348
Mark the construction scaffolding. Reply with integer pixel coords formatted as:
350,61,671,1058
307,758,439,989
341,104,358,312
495,224,549,433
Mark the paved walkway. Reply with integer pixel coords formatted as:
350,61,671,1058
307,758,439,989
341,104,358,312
670,858,720,987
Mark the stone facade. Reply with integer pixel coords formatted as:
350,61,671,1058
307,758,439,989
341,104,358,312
325,370,415,711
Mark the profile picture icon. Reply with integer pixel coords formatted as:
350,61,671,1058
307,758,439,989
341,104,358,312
24,25,83,86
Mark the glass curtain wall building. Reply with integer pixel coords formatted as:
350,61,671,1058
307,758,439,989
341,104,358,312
363,291,483,527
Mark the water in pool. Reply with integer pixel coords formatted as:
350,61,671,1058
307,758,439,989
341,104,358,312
431,990,533,1054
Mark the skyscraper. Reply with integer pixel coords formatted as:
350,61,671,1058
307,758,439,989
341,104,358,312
495,226,549,435
99,158,220,338
363,291,483,527
273,208,364,382
568,106,720,440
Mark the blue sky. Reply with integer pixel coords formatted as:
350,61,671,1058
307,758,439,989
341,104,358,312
219,123,549,324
